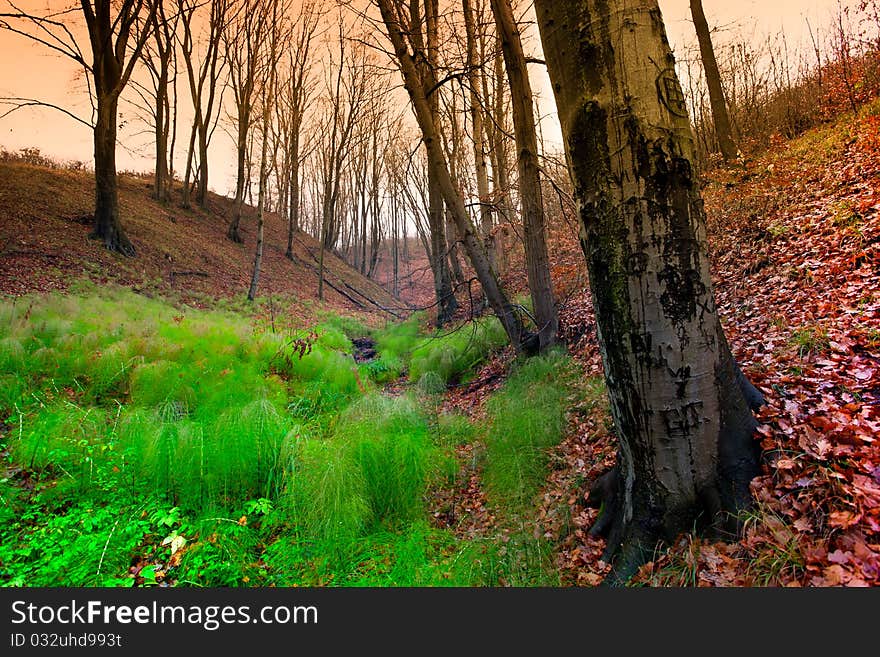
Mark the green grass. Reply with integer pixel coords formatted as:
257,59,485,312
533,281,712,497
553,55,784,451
0,286,581,587
483,350,574,512
789,324,830,357
466,349,601,587
408,316,507,387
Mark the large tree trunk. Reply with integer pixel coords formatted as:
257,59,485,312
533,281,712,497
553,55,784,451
535,0,761,583
690,0,737,161
92,95,135,256
491,0,558,350
376,0,533,352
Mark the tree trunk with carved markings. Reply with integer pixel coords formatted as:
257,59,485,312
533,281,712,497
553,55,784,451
535,0,762,583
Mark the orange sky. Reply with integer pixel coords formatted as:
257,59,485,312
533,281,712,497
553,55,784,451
0,0,862,191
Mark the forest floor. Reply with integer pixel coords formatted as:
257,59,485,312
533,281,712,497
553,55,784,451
435,102,880,586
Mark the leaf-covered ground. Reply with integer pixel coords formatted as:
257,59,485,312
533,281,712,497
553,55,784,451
550,104,880,586
430,103,880,587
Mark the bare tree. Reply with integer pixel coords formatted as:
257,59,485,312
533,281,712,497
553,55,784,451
316,16,370,300
224,0,267,242
690,0,738,161
490,0,558,349
413,0,458,325
1,1,159,255
137,0,178,202
279,2,320,260
248,0,289,300
177,0,229,209
375,0,534,353
462,0,494,264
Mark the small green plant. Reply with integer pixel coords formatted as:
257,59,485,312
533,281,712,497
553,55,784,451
789,325,830,357
741,507,806,586
830,199,862,229
766,221,789,238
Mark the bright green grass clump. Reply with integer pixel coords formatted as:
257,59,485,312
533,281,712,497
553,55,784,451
483,349,574,512
409,316,507,387
0,286,370,585
461,349,590,586
0,287,343,511
287,393,451,542
374,315,423,365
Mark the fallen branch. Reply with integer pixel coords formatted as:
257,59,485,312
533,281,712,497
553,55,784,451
170,270,209,286
343,281,403,318
292,234,403,317
321,277,367,310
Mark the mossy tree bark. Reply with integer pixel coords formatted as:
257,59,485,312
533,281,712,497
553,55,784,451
535,0,762,583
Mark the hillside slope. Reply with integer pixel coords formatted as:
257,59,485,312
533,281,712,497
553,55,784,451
0,161,403,322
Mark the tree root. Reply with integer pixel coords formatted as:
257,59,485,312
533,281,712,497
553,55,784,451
586,464,740,584
91,229,136,258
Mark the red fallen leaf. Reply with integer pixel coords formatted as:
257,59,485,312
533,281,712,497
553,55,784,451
809,415,838,432
829,510,861,529
853,367,874,381
755,424,775,438
828,550,851,564
775,458,797,470
794,517,814,532
845,578,871,587
578,572,604,586
822,565,847,586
